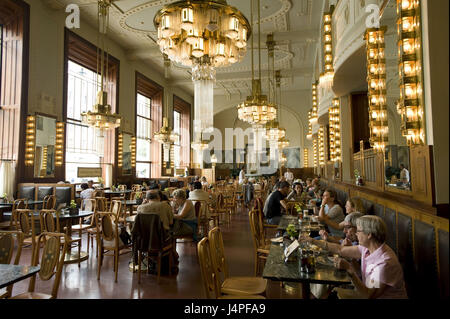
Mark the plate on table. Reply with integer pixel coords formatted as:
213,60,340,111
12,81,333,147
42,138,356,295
270,237,284,243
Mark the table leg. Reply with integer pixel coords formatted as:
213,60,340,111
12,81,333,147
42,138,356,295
63,219,89,264
302,283,311,300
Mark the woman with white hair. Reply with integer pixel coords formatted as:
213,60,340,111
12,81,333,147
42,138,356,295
302,215,407,299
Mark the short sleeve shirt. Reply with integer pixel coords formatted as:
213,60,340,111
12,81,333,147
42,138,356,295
358,244,408,299
324,204,345,237
266,191,285,219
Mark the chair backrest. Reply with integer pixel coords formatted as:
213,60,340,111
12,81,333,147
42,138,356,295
118,184,127,191
194,201,202,218
28,232,68,299
110,200,122,216
93,190,104,198
82,198,97,212
96,212,119,248
43,195,57,210
249,210,265,250
0,230,24,265
197,237,221,299
95,197,108,212
16,209,36,240
39,210,60,233
131,213,168,251
208,227,229,280
131,184,142,192
216,193,225,209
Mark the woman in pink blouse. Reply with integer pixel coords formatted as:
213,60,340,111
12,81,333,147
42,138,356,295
302,215,407,299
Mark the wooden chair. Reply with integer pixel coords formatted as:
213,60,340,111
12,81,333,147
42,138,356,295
248,210,270,276
39,209,82,267
10,232,68,299
208,227,267,296
223,191,237,216
132,214,174,284
0,230,24,298
92,190,105,198
254,197,277,239
195,201,209,240
96,212,131,283
197,238,265,299
86,197,108,257
42,195,57,210
0,199,27,230
16,209,40,261
215,193,231,225
72,199,97,253
131,184,142,192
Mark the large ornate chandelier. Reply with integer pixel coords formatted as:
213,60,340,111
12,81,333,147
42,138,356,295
81,1,121,133
154,117,179,145
237,0,277,126
154,0,251,69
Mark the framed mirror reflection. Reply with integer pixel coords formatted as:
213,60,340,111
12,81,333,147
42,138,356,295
34,115,56,178
122,133,132,175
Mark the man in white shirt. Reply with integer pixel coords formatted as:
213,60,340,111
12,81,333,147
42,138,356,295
239,167,246,185
284,168,294,185
399,164,410,184
188,182,209,202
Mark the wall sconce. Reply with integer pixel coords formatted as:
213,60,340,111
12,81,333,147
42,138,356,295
311,82,318,124
313,138,318,168
118,133,123,167
396,0,425,145
25,115,36,166
307,110,313,140
319,11,334,88
329,98,341,161
365,27,389,151
318,126,325,166
131,137,136,168
303,148,309,168
55,122,64,166
170,144,175,169
42,146,48,171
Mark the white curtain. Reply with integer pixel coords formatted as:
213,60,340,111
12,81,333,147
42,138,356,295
105,164,112,188
0,161,16,200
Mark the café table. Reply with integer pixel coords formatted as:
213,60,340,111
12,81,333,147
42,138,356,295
0,264,41,289
262,243,352,299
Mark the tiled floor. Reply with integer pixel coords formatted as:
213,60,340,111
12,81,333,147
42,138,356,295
7,206,302,299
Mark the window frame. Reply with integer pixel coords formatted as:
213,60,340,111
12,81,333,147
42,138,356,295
135,92,152,179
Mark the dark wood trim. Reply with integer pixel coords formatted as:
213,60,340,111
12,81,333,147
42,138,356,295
436,204,450,219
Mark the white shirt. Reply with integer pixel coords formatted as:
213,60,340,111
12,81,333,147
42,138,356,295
239,170,245,184
400,168,410,183
284,171,294,183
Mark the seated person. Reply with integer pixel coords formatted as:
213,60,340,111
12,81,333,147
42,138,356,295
171,189,197,240
80,183,95,208
319,212,364,246
345,197,365,215
317,189,345,238
137,190,173,231
200,176,209,188
186,182,194,199
286,181,308,202
302,216,407,299
264,181,290,225
307,179,319,197
87,180,95,189
309,187,324,207
188,181,209,202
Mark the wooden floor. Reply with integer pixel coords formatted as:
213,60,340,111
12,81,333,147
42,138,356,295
8,206,302,299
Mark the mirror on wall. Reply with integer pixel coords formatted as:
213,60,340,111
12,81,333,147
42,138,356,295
122,133,132,175
381,0,412,191
34,115,56,178
162,144,173,176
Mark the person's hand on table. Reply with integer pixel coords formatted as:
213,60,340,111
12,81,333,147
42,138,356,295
334,257,355,275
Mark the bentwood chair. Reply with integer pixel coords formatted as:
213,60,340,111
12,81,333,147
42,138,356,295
16,209,40,262
96,212,131,283
254,197,277,239
0,199,27,230
197,238,265,299
72,199,97,252
215,193,231,225
208,227,267,296
0,230,24,298
195,201,209,240
43,195,57,210
248,210,270,276
87,197,108,257
39,209,82,267
10,232,68,299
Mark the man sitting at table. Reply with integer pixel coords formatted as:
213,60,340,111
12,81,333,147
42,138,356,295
264,181,290,225
80,183,95,208
138,190,173,231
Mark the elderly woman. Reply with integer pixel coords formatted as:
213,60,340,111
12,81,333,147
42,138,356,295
171,189,197,240
304,215,407,299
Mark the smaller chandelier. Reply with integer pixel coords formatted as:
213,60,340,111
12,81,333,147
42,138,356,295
237,80,277,125
278,136,290,150
191,139,209,151
265,121,286,142
154,117,179,145
81,91,121,130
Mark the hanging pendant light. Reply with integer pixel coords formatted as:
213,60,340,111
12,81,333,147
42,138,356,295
81,0,121,148
237,0,277,126
154,92,179,164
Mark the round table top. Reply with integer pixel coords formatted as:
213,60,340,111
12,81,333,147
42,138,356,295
3,210,93,220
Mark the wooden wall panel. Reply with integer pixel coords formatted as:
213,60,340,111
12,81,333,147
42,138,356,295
410,145,434,206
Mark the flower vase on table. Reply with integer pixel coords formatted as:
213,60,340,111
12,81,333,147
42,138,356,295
69,200,79,216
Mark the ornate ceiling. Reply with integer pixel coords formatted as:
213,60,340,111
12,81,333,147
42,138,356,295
43,0,325,97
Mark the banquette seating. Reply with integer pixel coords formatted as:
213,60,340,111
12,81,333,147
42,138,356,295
318,180,449,299
18,183,74,209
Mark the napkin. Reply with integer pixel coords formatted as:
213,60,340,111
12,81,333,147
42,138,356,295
284,240,300,262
